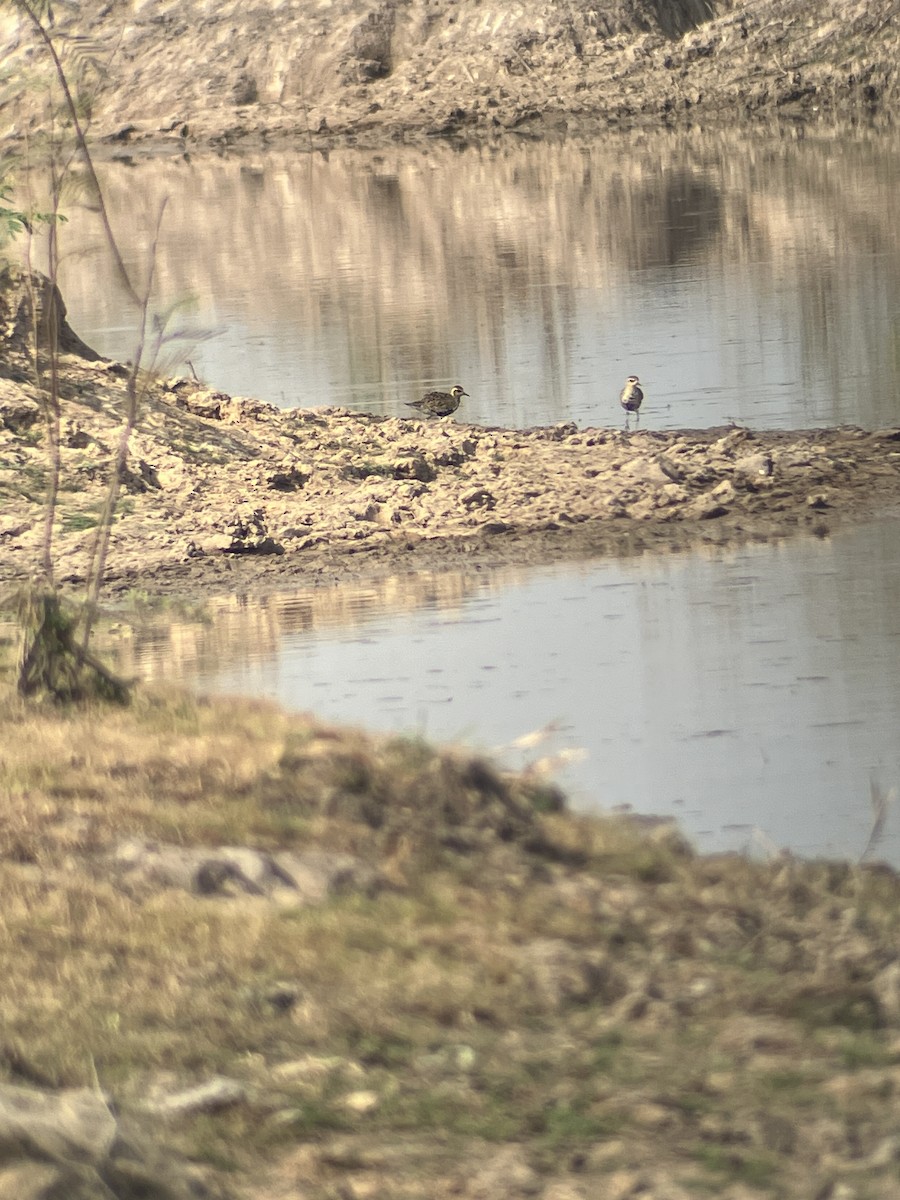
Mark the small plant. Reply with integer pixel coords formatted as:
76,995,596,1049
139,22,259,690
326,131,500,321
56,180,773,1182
1,0,199,703
0,181,58,251
60,511,100,533
6,585,128,702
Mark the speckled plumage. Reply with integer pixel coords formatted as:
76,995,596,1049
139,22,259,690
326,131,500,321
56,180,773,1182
406,384,469,418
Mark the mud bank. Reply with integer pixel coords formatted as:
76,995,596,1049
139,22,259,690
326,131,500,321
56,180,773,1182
3,268,900,603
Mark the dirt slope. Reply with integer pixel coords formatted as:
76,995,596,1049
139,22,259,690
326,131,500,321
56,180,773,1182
1,0,898,154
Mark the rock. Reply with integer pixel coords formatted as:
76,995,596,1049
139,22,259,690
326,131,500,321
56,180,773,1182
340,6,395,84
267,463,310,491
341,1090,379,1114
461,486,496,511
231,72,258,106
123,457,162,492
140,1076,247,1117
109,838,377,904
712,428,752,457
0,390,41,432
0,1162,65,1200
261,982,304,1013
272,848,380,903
873,961,900,1023
655,453,686,482
0,1082,205,1200
222,508,284,554
271,1055,360,1083
0,517,32,539
734,451,774,479
658,482,690,506
176,389,227,419
709,479,738,504
682,496,730,520
618,456,673,486
390,456,436,482
0,1083,116,1166
0,267,101,361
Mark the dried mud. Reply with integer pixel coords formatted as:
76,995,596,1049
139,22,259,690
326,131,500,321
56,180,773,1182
4,268,900,604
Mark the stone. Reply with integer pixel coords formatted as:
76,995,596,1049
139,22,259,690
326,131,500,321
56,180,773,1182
342,1090,379,1114
390,456,436,482
461,487,496,510
140,1076,247,1117
0,391,40,433
0,1083,116,1166
231,72,258,105
0,1082,202,1200
110,838,376,905
734,451,774,479
272,848,380,903
873,961,900,1022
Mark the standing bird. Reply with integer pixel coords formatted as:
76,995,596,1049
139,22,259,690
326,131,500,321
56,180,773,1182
619,375,643,427
406,384,469,419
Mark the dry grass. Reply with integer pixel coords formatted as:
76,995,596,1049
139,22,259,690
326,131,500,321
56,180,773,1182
3,683,900,1197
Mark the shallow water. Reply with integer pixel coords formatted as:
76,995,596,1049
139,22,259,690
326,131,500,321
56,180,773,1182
28,124,900,431
107,517,900,865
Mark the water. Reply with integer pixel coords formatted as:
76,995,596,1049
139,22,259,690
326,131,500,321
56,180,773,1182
27,124,900,431
15,124,900,861
107,517,900,864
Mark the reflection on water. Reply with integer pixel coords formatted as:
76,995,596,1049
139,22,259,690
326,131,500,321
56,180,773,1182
24,124,900,430
108,568,503,683
114,519,900,865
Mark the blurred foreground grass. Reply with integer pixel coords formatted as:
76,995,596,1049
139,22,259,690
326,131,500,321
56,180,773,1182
1,679,900,1198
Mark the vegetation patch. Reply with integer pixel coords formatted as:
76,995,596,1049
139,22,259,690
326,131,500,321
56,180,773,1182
1,685,900,1196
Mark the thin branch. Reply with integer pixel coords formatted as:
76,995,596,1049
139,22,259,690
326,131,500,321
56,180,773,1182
80,198,169,651
15,0,142,308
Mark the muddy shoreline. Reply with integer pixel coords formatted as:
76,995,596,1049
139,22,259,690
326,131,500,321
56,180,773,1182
4,269,900,606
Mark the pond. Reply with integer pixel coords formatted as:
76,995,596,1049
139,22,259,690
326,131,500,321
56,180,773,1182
104,513,900,865
39,123,900,432
19,122,900,863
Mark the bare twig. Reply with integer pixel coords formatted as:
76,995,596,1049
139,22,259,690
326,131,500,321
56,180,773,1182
14,0,142,308
80,198,169,652
859,780,896,865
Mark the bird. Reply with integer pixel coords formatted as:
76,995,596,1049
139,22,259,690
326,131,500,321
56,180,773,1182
406,384,468,419
619,375,643,426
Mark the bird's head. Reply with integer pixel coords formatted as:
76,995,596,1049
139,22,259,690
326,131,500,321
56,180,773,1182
625,375,640,385
451,385,469,399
